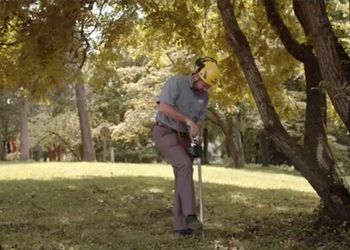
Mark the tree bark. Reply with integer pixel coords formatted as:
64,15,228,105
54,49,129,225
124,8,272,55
264,0,344,178
259,131,270,167
292,0,350,83
75,83,96,161
225,116,245,167
262,0,337,184
234,108,245,166
217,0,350,221
0,120,9,161
294,0,350,131
19,96,29,160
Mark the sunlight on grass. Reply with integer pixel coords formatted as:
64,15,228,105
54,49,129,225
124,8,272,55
2,162,349,249
0,162,314,193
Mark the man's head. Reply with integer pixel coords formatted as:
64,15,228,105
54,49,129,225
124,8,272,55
192,74,211,93
195,57,220,86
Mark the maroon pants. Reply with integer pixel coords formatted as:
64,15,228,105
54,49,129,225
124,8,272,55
152,124,195,230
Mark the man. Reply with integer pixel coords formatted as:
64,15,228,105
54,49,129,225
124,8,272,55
152,57,220,236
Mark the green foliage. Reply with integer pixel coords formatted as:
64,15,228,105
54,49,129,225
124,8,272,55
236,0,304,120
136,0,304,121
1,0,349,165
30,109,79,145
140,0,204,53
28,103,81,160
109,64,168,143
327,0,350,52
0,0,79,96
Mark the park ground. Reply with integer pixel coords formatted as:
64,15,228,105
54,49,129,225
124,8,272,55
0,162,349,249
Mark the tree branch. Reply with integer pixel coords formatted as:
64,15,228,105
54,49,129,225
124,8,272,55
208,107,227,134
0,40,22,47
262,0,312,62
46,130,80,159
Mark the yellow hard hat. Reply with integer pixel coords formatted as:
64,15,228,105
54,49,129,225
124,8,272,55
195,57,220,86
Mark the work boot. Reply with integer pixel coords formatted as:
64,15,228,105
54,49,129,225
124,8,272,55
184,215,202,230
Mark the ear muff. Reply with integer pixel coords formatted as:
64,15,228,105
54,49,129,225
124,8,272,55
195,57,217,73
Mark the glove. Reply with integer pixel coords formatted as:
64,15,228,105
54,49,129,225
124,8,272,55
187,141,202,158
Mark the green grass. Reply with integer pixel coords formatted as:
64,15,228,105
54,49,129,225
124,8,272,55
0,162,313,193
0,162,349,250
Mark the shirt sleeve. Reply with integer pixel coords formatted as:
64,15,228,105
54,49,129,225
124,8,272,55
158,77,179,106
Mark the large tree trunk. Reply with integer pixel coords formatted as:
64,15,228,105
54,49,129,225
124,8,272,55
294,0,350,131
75,83,96,161
19,96,29,160
292,0,350,83
262,0,329,157
217,0,350,221
263,0,343,186
263,0,349,210
0,119,9,160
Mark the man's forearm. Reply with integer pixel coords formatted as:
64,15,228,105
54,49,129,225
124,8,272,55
158,102,192,125
158,102,201,137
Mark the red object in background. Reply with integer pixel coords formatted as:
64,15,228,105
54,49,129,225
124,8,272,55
11,140,16,152
7,137,17,153
48,146,53,161
57,143,62,161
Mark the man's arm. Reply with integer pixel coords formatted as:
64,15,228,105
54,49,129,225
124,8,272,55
158,102,200,137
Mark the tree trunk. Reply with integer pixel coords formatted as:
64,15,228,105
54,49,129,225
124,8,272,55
303,60,329,162
217,0,350,221
209,107,245,167
234,109,246,166
75,83,96,161
294,0,350,131
19,96,29,161
292,0,350,83
225,116,245,167
224,117,236,166
0,120,8,160
259,131,270,167
263,0,340,181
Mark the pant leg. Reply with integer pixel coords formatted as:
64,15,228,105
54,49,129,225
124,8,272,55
152,125,196,230
172,170,187,230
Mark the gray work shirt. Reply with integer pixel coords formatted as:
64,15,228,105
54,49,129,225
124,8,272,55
155,75,208,133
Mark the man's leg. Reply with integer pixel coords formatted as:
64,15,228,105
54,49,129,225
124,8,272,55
153,126,196,230
172,157,195,215
173,173,187,230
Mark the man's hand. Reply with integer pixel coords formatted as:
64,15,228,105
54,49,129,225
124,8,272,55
186,119,200,138
158,102,201,137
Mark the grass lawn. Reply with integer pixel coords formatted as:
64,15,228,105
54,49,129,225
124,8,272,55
0,162,349,249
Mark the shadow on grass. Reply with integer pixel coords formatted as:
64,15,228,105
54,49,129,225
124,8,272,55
0,176,348,250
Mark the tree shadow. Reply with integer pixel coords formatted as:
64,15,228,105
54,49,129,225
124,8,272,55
0,175,347,249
